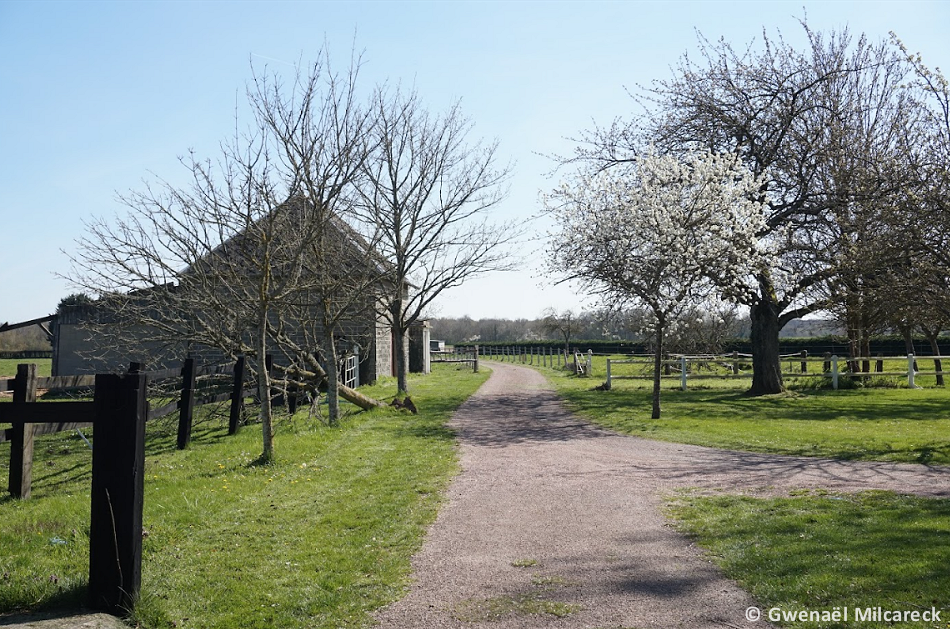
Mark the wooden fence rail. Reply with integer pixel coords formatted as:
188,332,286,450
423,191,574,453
604,353,936,391
0,351,366,617
1,357,254,448
478,345,591,374
471,345,947,390
431,346,479,372
0,365,145,614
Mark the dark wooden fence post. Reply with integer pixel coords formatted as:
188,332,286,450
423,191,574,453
876,353,884,372
265,354,282,406
800,350,808,374
8,363,38,499
287,385,298,414
229,355,246,435
474,345,479,373
177,358,196,450
88,371,147,615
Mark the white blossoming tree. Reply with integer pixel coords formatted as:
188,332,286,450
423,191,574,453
545,149,771,418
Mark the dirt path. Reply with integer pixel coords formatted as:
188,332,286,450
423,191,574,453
374,361,950,629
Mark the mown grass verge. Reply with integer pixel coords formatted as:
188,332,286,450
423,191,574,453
530,356,950,465
668,490,950,629
0,363,488,628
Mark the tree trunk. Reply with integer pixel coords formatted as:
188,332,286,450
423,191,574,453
651,319,664,420
928,333,944,387
323,330,341,426
258,327,274,462
749,298,785,395
340,383,386,409
900,324,919,371
394,325,409,393
860,308,871,373
274,361,385,411
846,304,860,375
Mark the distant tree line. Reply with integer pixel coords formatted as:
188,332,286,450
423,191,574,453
430,306,751,355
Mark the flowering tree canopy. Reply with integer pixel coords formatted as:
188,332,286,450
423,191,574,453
544,149,771,417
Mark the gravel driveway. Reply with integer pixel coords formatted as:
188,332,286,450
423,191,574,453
374,361,950,629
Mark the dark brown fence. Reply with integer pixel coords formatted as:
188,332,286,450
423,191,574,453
1,356,254,453
0,356,256,615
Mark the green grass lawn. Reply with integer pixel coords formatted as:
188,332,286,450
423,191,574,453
529,356,950,465
0,363,488,628
0,358,51,378
668,490,950,629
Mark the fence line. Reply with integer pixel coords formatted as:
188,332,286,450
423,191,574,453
605,353,935,390
0,350,361,615
479,345,597,375
431,346,479,372
473,345,946,390
0,364,144,613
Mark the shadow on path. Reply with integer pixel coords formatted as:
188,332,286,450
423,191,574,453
375,362,950,629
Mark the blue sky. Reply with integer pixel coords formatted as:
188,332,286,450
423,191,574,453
1,0,947,324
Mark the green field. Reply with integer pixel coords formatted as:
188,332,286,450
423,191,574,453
669,490,950,629
0,358,52,378
527,355,950,465
0,363,488,628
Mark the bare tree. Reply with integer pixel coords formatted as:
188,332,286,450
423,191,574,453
357,86,515,393
67,53,386,461
538,308,581,355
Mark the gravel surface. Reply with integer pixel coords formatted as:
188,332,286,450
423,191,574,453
0,612,126,629
374,361,950,629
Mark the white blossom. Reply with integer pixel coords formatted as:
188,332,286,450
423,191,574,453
543,148,773,417
544,148,772,320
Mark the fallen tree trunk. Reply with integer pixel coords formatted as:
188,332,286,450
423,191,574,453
272,362,386,411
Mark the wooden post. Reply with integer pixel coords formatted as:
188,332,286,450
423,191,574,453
88,371,147,614
732,351,739,375
800,350,808,374
265,354,282,407
288,383,298,414
8,363,38,499
876,353,883,373
831,356,839,390
681,355,688,391
823,352,831,373
474,345,479,373
606,359,612,389
177,358,196,450
908,353,917,388
229,355,246,435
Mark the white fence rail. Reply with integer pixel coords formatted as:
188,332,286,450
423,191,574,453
606,353,935,390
